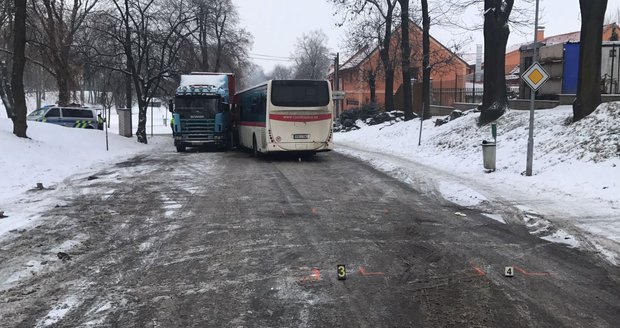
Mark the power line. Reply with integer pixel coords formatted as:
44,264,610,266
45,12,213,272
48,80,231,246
249,56,294,62
250,52,293,60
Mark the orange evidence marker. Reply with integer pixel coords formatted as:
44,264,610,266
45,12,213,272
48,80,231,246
358,266,385,276
298,268,321,282
513,266,550,276
472,266,486,276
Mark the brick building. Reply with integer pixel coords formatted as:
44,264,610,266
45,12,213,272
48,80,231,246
329,20,469,112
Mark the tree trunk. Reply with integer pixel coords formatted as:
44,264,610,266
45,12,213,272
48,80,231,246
573,0,608,121
368,71,376,103
381,3,396,111
421,0,431,120
56,68,72,106
136,97,147,144
11,0,27,138
0,62,15,119
400,0,413,120
125,71,132,109
478,0,513,125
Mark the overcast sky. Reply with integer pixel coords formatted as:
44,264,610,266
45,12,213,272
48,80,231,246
235,0,620,73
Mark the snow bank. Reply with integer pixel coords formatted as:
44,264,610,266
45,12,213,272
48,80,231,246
335,104,620,204
0,118,169,237
1,118,167,200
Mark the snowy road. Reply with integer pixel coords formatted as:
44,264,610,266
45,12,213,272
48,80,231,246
0,149,619,327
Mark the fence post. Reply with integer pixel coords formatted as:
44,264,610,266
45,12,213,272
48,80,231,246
439,79,443,106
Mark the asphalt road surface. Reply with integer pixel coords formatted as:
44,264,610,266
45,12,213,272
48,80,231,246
0,148,619,327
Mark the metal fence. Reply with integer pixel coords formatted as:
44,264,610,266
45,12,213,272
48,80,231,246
431,87,483,106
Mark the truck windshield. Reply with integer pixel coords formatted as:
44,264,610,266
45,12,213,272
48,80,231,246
175,96,219,116
271,80,329,107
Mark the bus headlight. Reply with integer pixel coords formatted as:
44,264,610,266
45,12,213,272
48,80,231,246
276,136,281,142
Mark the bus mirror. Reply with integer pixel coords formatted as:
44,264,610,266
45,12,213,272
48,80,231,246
168,99,174,112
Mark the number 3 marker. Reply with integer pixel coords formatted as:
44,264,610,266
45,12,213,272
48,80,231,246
337,264,346,280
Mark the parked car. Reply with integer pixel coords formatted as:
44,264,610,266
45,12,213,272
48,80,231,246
27,106,99,129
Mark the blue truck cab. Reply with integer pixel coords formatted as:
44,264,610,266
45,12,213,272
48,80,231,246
170,73,235,152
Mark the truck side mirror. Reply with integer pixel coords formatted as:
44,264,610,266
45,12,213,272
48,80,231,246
168,99,174,112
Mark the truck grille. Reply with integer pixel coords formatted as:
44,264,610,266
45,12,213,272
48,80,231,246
181,119,216,140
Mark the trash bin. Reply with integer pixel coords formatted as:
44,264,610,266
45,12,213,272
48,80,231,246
482,140,496,171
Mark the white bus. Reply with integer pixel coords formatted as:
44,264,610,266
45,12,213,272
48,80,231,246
234,80,333,156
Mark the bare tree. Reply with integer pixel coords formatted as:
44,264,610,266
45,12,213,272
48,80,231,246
573,0,608,122
101,0,194,144
420,0,431,120
0,0,27,137
10,0,26,137
442,0,533,124
292,30,331,80
333,0,399,110
478,0,514,125
190,0,251,73
269,64,293,80
398,0,413,120
341,18,382,104
29,0,98,106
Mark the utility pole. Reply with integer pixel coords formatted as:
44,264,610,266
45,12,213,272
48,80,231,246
334,53,340,118
526,0,540,176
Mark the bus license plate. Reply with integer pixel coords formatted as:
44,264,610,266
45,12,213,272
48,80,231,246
293,134,309,139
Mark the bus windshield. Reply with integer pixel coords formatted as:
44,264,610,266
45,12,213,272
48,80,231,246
175,96,219,117
271,80,329,108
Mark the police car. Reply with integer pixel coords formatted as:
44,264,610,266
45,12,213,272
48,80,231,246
27,106,100,129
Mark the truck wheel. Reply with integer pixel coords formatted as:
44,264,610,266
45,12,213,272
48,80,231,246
176,146,186,153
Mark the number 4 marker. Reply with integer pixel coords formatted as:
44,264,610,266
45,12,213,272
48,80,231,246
505,266,514,277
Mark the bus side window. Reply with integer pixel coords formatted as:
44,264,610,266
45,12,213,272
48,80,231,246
250,96,259,114
259,94,267,121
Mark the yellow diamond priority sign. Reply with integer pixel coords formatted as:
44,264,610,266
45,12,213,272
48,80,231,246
522,62,549,91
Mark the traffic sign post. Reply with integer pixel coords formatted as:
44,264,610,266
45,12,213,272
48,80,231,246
524,0,542,177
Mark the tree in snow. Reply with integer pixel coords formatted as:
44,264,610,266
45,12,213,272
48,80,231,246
573,0,608,122
0,0,27,138
269,64,293,80
29,0,99,106
96,0,194,144
291,30,331,80
397,0,414,120
10,0,27,137
477,0,514,125
189,0,252,73
332,0,399,111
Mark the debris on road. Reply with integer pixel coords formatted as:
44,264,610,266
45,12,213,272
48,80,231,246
56,252,71,262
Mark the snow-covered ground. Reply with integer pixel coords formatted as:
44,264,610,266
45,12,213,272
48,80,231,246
335,103,620,265
0,117,169,236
